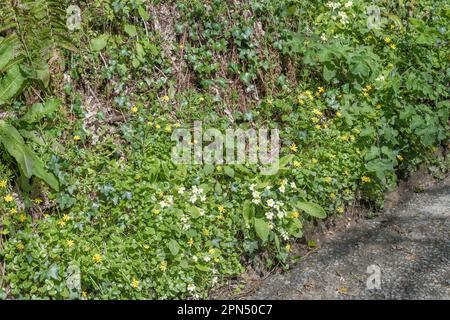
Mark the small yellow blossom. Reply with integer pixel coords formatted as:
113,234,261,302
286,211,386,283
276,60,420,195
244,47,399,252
311,117,319,123
16,243,24,251
315,124,321,130
337,207,345,214
291,211,300,219
217,206,225,213
361,176,371,183
298,98,305,105
131,106,138,113
152,208,161,215
202,228,210,236
92,253,102,264
63,214,70,222
375,104,382,110
33,198,43,204
330,192,336,199
0,180,7,188
159,261,167,272
57,220,66,227
10,208,17,214
313,109,323,116
384,37,391,44
317,86,325,94
311,158,318,164
397,155,404,161
4,194,13,202
165,125,172,133
179,43,185,50
290,143,298,153
214,257,220,263
293,161,301,168
208,248,216,255
285,244,291,252
131,278,140,289
175,122,181,128
389,43,396,50
324,176,332,183
187,238,194,246
19,214,26,222
155,124,161,129
267,98,273,105
67,239,75,247
336,112,342,118
199,97,205,102
82,291,88,299
161,95,170,102
73,135,81,141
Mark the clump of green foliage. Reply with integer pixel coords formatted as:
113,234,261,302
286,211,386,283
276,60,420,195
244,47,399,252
0,0,448,299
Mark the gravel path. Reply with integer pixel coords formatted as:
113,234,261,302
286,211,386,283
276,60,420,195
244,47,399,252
251,176,450,300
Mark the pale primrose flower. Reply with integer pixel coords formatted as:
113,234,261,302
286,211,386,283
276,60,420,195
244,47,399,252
290,182,297,189
267,199,275,207
187,284,196,292
344,0,353,8
278,185,286,193
200,195,206,202
249,184,255,191
203,256,211,262
189,195,197,204
252,190,261,198
178,187,185,195
268,222,274,230
265,211,274,220
192,255,198,262
160,200,170,208
252,198,261,205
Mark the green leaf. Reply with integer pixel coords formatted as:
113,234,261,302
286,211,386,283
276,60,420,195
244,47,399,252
168,240,180,256
0,120,59,191
90,35,109,52
0,39,15,71
224,166,235,178
295,202,326,219
0,65,27,105
124,24,137,37
20,98,60,123
254,218,270,242
188,206,201,219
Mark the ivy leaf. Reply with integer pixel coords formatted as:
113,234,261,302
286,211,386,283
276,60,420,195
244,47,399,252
90,35,109,52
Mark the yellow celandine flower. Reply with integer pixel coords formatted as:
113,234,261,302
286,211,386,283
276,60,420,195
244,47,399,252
311,117,319,123
337,207,344,214
19,214,26,222
0,179,7,188
290,143,298,153
293,161,301,168
202,228,210,236
73,135,81,141
311,158,318,164
375,104,382,110
285,244,291,252
389,43,396,49
317,87,325,94
165,125,172,133
322,123,329,129
291,211,300,219
155,124,161,129
10,208,17,214
174,122,181,128
315,124,321,130
67,239,75,247
336,112,342,118
152,208,161,215
267,99,273,105
63,214,70,222
361,176,371,183
199,97,205,102
324,176,332,183
298,98,305,105
187,238,194,246
162,95,170,102
363,92,369,97
397,155,404,161
16,243,24,251
159,261,167,272
214,257,220,263
218,205,225,213
131,106,138,113
4,194,13,202
57,220,66,227
313,109,323,116
131,278,140,289
92,254,102,264
82,291,88,299
33,198,43,204
330,193,336,199
384,37,391,44
208,248,216,255
143,244,150,250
